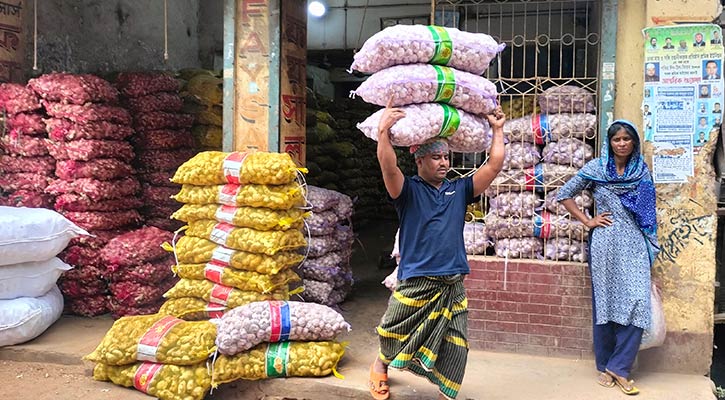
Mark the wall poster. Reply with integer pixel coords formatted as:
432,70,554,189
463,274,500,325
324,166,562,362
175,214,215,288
643,24,723,183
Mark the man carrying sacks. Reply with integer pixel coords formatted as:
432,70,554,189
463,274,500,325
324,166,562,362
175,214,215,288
369,99,506,400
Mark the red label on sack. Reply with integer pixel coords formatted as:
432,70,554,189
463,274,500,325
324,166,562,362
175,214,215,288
206,301,226,319
541,211,552,239
133,362,164,394
269,301,283,342
210,245,234,267
223,152,249,184
136,316,183,362
204,263,225,284
215,205,237,224
218,184,242,206
210,222,235,246
531,114,543,145
524,167,536,190
210,283,234,305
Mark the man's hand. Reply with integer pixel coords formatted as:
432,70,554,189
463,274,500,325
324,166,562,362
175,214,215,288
486,106,506,130
377,98,405,137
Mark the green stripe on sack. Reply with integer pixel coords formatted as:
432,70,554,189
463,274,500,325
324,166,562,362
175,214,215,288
438,104,461,138
428,26,453,65
265,341,290,378
432,65,456,103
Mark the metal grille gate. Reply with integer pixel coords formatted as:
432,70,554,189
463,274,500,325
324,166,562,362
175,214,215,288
433,0,602,260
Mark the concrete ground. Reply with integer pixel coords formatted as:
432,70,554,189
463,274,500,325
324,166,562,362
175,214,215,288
0,220,718,399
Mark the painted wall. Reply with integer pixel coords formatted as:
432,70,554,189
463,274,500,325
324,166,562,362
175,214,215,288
307,0,431,50
614,0,723,375
20,0,203,76
199,0,224,70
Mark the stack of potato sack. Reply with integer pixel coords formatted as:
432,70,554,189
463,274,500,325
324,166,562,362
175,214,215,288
86,313,216,400
486,85,596,260
179,69,223,151
0,207,85,346
29,73,144,315
353,25,504,154
0,83,54,207
212,300,349,384
100,227,178,319
159,151,307,320
305,93,414,224
116,72,196,232
297,186,355,307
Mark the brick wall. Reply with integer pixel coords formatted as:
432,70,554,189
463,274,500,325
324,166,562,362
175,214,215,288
465,257,594,359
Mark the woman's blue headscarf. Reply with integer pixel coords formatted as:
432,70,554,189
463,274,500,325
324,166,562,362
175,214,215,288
578,119,660,264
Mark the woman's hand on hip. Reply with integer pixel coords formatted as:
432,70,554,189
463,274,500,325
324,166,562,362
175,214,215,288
585,212,613,229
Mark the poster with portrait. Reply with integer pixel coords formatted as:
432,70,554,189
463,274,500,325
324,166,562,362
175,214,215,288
643,24,723,183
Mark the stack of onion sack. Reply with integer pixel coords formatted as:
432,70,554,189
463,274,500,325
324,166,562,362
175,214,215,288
212,301,348,384
85,313,215,400
0,83,54,208
486,85,596,261
0,207,86,346
100,227,178,319
159,151,307,320
116,72,196,231
179,69,223,151
297,186,355,307
28,73,144,315
352,24,505,153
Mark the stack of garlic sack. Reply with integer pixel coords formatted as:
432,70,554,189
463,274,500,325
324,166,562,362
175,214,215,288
212,300,349,384
0,207,86,347
160,151,306,320
297,186,355,307
0,83,54,208
352,24,504,153
31,73,144,316
116,72,196,232
486,85,596,260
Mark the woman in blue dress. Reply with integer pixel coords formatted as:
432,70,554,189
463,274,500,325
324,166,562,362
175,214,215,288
557,120,659,395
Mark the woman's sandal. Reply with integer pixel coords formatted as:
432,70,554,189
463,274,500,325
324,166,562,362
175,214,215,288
597,371,615,388
369,364,390,400
606,369,640,395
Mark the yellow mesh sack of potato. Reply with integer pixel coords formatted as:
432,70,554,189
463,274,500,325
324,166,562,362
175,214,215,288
167,236,304,274
185,74,222,105
93,361,211,400
84,314,216,366
172,264,299,293
171,151,302,186
212,341,346,385
198,104,223,126
191,125,222,149
185,219,306,256
173,182,305,210
164,278,289,308
171,203,308,231
159,297,229,320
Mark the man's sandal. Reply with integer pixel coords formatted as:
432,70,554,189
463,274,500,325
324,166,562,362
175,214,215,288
369,364,390,400
606,369,640,395
597,371,615,388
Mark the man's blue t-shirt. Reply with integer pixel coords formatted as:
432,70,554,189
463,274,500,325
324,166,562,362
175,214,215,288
393,175,476,281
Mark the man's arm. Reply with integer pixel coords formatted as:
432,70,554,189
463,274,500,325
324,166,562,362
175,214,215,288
377,99,406,199
472,106,506,197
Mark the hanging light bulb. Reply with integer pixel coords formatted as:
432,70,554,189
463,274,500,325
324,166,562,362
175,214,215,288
308,1,326,18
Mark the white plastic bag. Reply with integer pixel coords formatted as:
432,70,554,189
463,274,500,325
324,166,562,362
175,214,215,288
0,285,63,347
0,207,88,266
0,258,71,300
640,283,666,350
